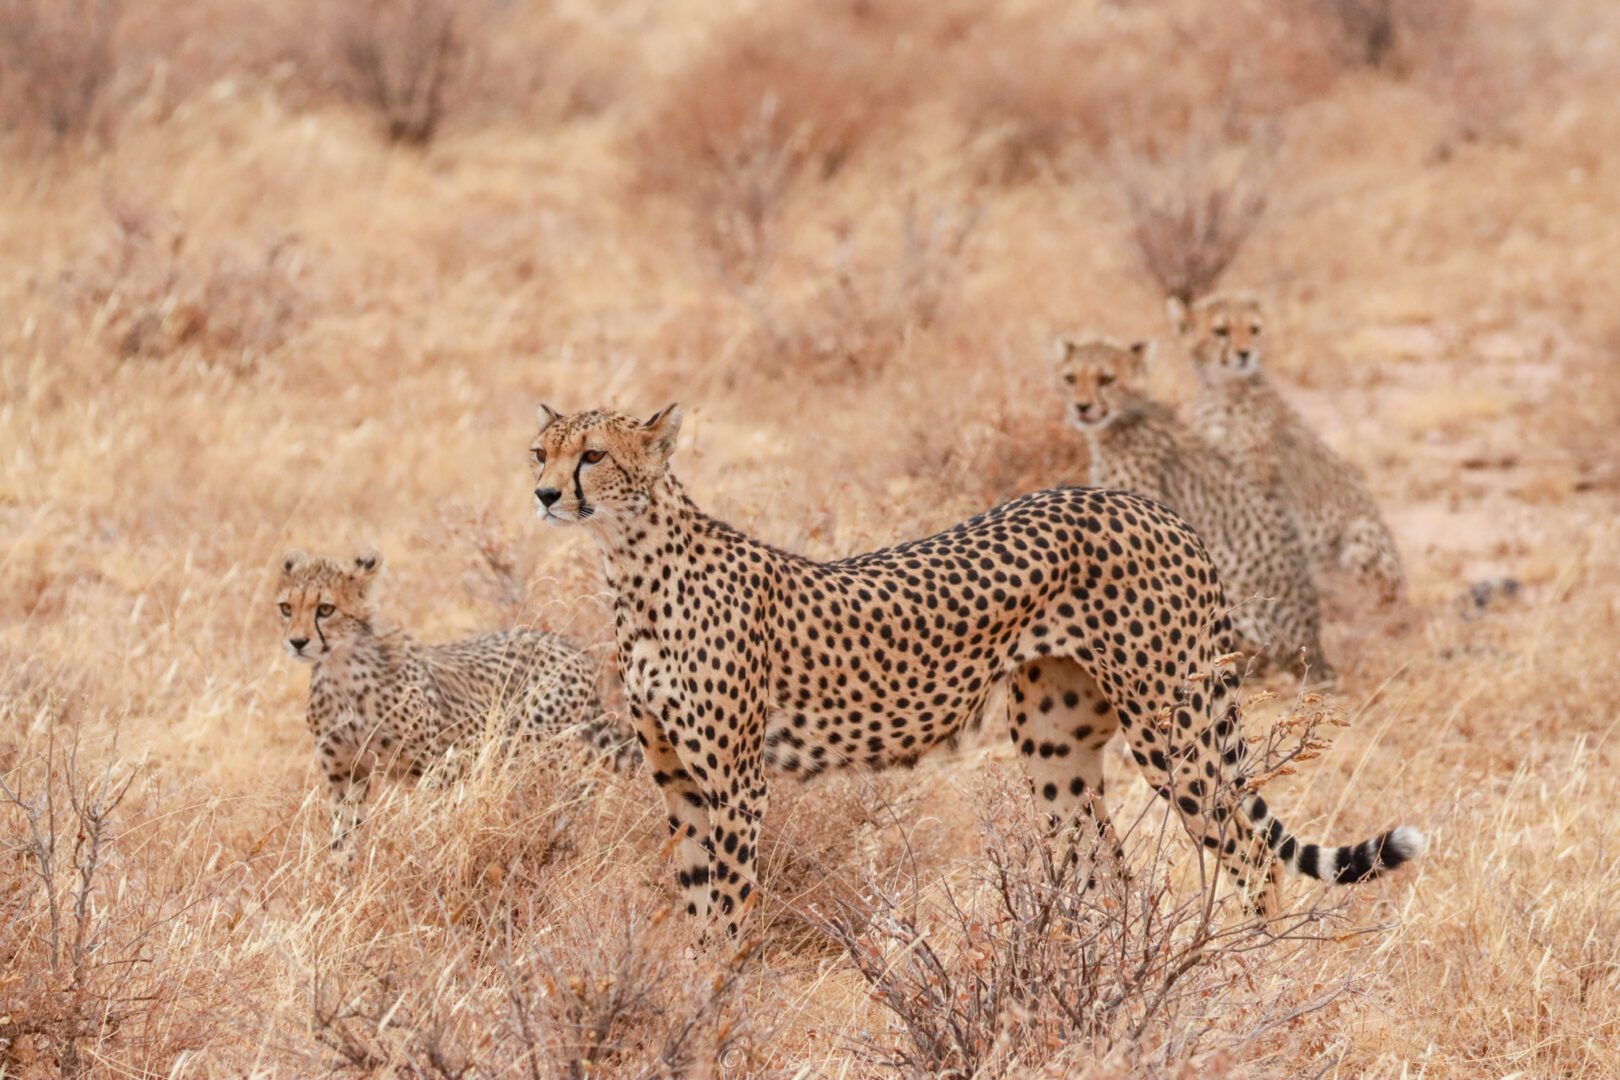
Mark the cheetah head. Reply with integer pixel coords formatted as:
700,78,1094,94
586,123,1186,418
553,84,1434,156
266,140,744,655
276,549,382,662
529,404,682,527
1054,336,1149,430
1167,293,1264,382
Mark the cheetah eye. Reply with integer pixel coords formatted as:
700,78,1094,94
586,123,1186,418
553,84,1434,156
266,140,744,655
532,448,546,466
1213,325,1231,338
1251,324,1262,335
1098,373,1116,386
1063,373,1076,385
316,603,336,618
278,602,292,618
582,449,606,465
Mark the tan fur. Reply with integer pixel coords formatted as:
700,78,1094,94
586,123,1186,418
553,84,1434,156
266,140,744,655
1056,336,1331,681
1170,295,1406,605
527,404,1420,940
276,549,636,849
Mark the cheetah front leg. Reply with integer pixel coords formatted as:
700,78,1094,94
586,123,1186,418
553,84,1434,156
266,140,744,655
702,759,767,941
626,697,715,923
317,732,371,854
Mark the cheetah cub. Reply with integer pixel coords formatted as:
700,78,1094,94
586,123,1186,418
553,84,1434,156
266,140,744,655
528,404,1421,940
1169,294,1405,604
276,549,636,848
1056,336,1331,681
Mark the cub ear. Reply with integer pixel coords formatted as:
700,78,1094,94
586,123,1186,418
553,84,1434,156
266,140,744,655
280,549,310,576
1125,339,1152,376
352,548,384,596
1052,336,1079,364
1165,296,1190,335
535,403,563,435
642,403,683,461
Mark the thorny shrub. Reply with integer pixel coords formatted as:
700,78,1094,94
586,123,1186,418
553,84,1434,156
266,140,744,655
824,690,1380,1077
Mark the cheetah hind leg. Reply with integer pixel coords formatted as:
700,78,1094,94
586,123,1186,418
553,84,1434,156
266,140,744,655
1123,660,1286,919
1007,659,1127,895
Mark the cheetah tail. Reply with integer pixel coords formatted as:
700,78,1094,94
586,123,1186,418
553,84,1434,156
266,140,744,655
1245,794,1426,884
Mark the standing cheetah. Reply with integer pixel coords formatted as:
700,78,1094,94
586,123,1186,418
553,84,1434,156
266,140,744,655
276,549,637,848
1169,294,1406,604
527,404,1421,939
1055,335,1331,681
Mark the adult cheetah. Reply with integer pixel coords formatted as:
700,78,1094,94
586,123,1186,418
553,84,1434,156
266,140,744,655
1169,294,1406,604
276,549,636,847
528,405,1422,938
1056,335,1331,682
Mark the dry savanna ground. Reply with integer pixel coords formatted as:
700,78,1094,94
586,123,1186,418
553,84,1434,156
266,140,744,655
3,0,1620,1076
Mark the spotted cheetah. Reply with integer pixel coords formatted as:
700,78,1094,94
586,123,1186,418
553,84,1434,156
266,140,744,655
276,548,637,847
527,405,1422,938
1056,335,1331,682
1169,294,1406,604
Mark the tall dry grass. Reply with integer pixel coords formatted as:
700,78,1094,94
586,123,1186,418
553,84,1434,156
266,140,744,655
4,0,1620,1075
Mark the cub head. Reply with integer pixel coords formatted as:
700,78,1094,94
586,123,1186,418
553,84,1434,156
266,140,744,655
1054,336,1150,430
1167,293,1265,381
529,404,682,527
275,549,382,662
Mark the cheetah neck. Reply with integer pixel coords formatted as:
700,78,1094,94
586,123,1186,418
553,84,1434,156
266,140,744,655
308,620,419,694
1085,395,1177,455
589,472,757,599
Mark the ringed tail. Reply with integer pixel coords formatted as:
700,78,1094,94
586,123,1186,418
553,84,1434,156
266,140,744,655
1245,794,1426,883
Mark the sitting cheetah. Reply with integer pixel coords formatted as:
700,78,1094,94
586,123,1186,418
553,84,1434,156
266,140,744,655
276,549,636,847
1055,335,1331,681
1169,294,1406,604
527,404,1422,938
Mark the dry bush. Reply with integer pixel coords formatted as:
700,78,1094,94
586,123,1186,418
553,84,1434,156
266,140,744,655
825,697,1372,1077
633,1,938,284
0,0,122,141
1303,0,1473,71
271,737,769,1076
955,1,1338,183
53,190,311,370
0,708,232,1077
1117,130,1274,305
313,0,474,145
735,198,982,382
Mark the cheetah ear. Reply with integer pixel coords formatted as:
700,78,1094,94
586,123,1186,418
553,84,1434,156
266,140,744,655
1165,297,1190,335
642,403,682,462
535,403,563,435
281,549,310,576
1128,339,1152,364
1052,336,1079,364
353,548,383,576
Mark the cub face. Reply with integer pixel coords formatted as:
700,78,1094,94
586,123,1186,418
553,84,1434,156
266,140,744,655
276,549,381,661
1168,293,1265,381
528,404,681,527
1054,336,1149,430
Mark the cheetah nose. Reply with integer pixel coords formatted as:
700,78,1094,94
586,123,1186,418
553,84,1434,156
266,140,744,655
289,637,309,652
536,487,562,508
1235,349,1253,362
1075,403,1094,418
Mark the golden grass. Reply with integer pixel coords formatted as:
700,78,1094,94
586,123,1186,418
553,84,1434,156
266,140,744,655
4,0,1620,1074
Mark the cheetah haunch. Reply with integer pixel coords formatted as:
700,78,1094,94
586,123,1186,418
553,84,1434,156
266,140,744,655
277,548,636,848
529,405,1422,938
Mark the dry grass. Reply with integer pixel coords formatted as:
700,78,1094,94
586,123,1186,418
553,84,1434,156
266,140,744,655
4,0,1620,1075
